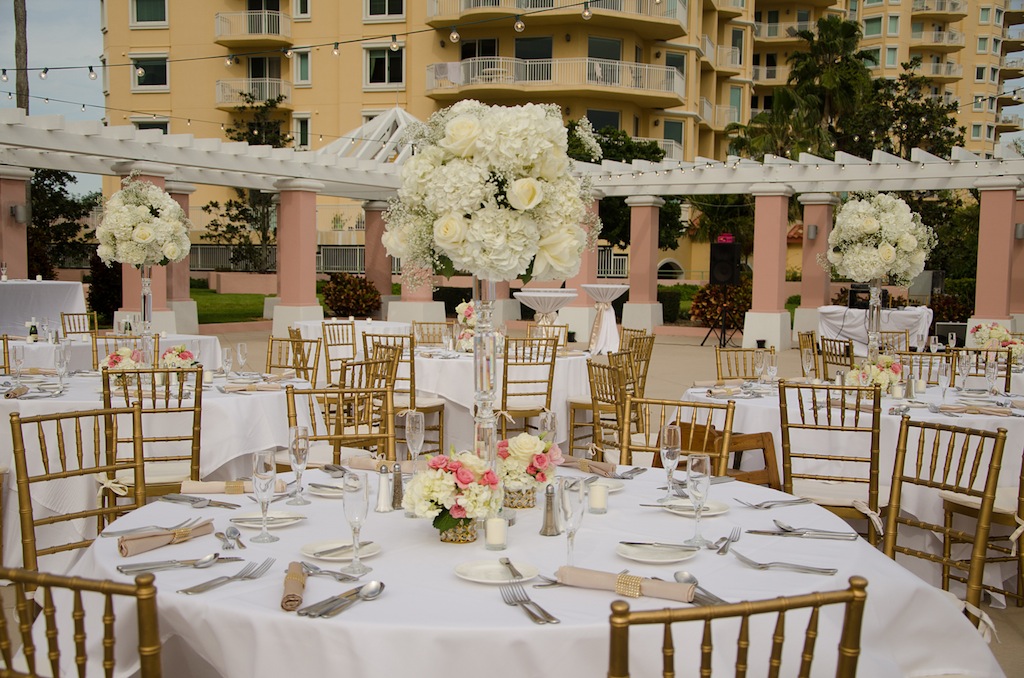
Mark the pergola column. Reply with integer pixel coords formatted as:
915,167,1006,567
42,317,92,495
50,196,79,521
793,192,839,341
742,183,794,350
561,195,602,338
362,201,393,299
1010,190,1024,327
111,161,176,333
0,167,33,280
272,179,325,337
968,176,1021,338
165,181,198,334
621,195,663,332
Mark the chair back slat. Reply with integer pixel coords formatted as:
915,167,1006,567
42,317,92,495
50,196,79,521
819,338,855,380
526,322,568,348
322,321,357,385
61,311,99,339
412,321,455,347
892,351,953,385
715,347,774,381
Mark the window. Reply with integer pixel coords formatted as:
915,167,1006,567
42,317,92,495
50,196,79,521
588,37,622,85
991,66,999,82
973,95,984,111
365,46,403,87
131,0,166,25
294,0,310,19
131,56,168,90
989,97,996,112
976,65,986,81
979,7,991,24
294,50,311,85
863,47,881,68
863,17,882,37
995,8,1004,25
971,123,982,139
586,109,620,132
665,51,686,77
993,38,1002,54
292,114,310,149
367,0,402,18
731,28,744,65
887,16,899,36
461,39,497,59
864,0,881,5
886,47,898,67
848,0,858,21
978,37,989,53
132,117,168,134
516,37,553,81
986,124,994,140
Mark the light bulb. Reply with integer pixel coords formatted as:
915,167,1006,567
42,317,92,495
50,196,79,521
284,48,293,58
514,16,525,32
39,67,48,80
0,69,6,81
582,2,592,19
449,27,460,43
332,42,340,56
390,35,400,51
225,55,234,66
81,104,86,111
187,119,191,126
88,66,97,80
135,65,145,77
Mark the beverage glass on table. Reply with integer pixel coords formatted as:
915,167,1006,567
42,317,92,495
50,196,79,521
287,425,311,506
929,336,939,354
54,342,69,392
658,424,681,504
801,349,815,378
236,343,249,374
947,332,957,349
12,345,24,386
766,352,778,382
405,411,424,462
753,350,765,383
221,347,233,376
957,354,971,391
937,362,951,401
560,478,585,567
340,473,372,576
985,359,999,395
684,454,712,548
538,410,557,441
250,450,279,544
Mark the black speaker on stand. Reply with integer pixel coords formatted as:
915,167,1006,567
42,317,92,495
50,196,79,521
702,242,742,348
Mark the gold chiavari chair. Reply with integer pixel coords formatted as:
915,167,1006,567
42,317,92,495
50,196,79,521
608,576,868,678
715,346,775,381
623,334,654,397
819,337,855,380
322,320,358,386
283,384,395,466
587,359,627,462
0,567,162,677
622,395,735,472
267,335,321,385
892,350,954,385
778,381,884,545
363,332,445,455
102,366,204,498
879,330,910,354
883,417,1006,627
797,330,819,379
951,347,1013,392
0,333,9,373
11,403,146,572
60,311,99,339
412,320,456,347
619,327,648,348
92,334,160,371
526,322,569,348
500,336,558,439
941,448,1023,608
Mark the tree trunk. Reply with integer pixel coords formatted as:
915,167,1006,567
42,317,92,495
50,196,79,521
13,0,28,112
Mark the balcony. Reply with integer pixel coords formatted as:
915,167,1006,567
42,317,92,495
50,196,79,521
753,21,815,44
910,0,968,20
1007,0,1024,24
926,91,959,107
909,30,965,51
216,79,293,109
425,57,685,108
632,137,683,160
716,105,740,128
707,0,744,18
699,34,715,70
425,0,689,41
716,46,742,73
1003,26,1024,51
996,113,1023,130
1001,56,1024,76
214,11,293,49
752,64,789,84
919,61,963,81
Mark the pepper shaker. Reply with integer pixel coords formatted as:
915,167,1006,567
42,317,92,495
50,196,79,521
374,464,393,512
391,462,404,510
539,484,562,536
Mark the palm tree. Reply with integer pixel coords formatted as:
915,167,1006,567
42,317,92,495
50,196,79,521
14,0,28,112
727,88,830,160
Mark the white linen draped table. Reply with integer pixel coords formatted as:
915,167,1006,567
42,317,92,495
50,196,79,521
60,469,1002,678
292,319,412,385
581,284,628,355
513,289,578,325
0,280,86,338
12,333,224,372
817,305,933,356
413,350,590,450
0,373,314,570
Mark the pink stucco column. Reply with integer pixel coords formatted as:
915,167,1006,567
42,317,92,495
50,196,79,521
973,177,1020,320
1011,190,1024,315
275,179,322,308
797,193,836,309
0,167,32,280
750,184,794,313
624,195,663,303
362,200,392,299
565,196,601,305
165,181,196,303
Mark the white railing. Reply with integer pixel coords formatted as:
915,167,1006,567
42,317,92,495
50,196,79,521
597,247,628,278
716,105,740,128
1002,57,1024,70
717,46,742,69
927,91,958,106
753,21,815,39
911,0,966,14
426,57,685,100
921,62,963,77
999,113,1023,127
216,79,292,105
910,30,965,47
699,96,714,123
752,65,789,81
427,0,688,27
632,137,683,160
1008,0,1024,11
711,0,745,11
214,11,291,39
1006,26,1024,41
701,34,715,59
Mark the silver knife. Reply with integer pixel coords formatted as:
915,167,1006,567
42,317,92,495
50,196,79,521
313,541,373,558
308,483,343,491
229,516,308,525
619,541,700,551
745,530,859,540
117,557,243,574
296,586,363,617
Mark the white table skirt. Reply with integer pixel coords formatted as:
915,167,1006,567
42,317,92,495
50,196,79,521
0,280,87,338
514,290,578,325
817,305,933,356
55,470,1002,678
582,284,628,355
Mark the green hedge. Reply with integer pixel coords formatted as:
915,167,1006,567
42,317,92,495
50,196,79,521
658,288,681,323
945,278,975,303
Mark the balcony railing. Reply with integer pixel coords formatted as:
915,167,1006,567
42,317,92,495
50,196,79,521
701,34,715,59
426,57,685,100
927,91,959,106
1002,56,1024,70
910,30,965,47
699,96,713,123
921,62,963,77
597,246,628,278
427,0,688,28
753,21,815,39
214,11,291,39
998,113,1023,127
717,46,742,69
632,137,683,160
716,105,740,128
216,78,292,106
752,65,789,81
1005,26,1024,41
911,0,966,14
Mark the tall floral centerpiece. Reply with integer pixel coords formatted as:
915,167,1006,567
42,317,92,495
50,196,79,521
402,451,502,543
96,175,191,340
383,101,600,503
822,193,935,362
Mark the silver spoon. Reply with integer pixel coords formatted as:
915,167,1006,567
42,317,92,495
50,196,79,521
772,519,858,537
225,526,246,550
927,403,961,417
674,571,728,605
117,552,224,574
317,580,385,618
214,531,235,550
301,561,358,582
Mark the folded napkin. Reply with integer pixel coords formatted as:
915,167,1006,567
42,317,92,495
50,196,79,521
263,370,296,383
693,379,744,388
180,479,287,495
223,382,282,392
1012,399,1024,410
707,387,742,398
559,457,618,478
25,367,56,376
117,519,214,557
342,456,430,474
4,385,29,399
940,404,1012,417
556,566,694,603
281,561,307,611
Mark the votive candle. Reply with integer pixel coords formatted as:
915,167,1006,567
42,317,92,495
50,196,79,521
589,484,608,514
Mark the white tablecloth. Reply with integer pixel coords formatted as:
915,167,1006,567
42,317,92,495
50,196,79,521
11,334,223,372
582,284,628,355
0,280,86,338
817,305,933,356
59,470,1002,677
514,289,578,325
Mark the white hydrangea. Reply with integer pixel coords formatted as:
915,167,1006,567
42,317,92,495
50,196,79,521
96,175,191,269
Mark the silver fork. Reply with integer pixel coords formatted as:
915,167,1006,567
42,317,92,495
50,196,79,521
499,584,546,624
718,527,741,556
177,557,276,594
735,498,811,510
731,550,836,576
100,517,202,538
507,579,560,623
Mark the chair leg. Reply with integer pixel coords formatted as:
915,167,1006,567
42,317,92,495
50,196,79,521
941,508,953,592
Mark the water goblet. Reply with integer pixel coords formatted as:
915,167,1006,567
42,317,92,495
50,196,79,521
538,410,557,441
915,334,925,353
929,336,939,354
684,454,713,548
559,478,586,567
286,426,311,506
985,359,999,395
340,474,372,576
405,411,425,462
658,425,681,504
765,352,778,383
12,345,24,386
236,343,249,374
753,350,765,384
956,354,971,391
222,347,234,376
947,332,957,349
53,342,69,392
937,362,952,401
250,450,279,544
801,348,815,378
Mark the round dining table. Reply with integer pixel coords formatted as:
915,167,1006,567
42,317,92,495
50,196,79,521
11,333,224,372
60,467,1002,677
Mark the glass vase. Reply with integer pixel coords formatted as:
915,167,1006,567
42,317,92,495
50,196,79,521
139,264,156,366
867,278,882,364
472,277,502,510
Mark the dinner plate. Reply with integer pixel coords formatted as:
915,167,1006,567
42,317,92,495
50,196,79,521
17,375,46,384
661,499,730,517
615,543,698,564
454,560,539,585
300,540,382,562
230,511,306,529
588,478,624,494
308,484,344,498
227,376,262,385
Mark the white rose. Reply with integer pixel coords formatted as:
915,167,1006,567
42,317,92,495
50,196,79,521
532,227,583,279
827,249,843,265
538,152,569,181
507,432,546,461
897,232,917,251
877,242,897,264
439,114,482,158
162,241,181,261
860,217,880,235
506,178,544,211
132,225,156,244
97,244,115,263
433,213,468,250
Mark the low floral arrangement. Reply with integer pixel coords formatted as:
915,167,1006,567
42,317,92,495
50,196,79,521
103,347,145,371
159,345,197,369
823,193,935,286
96,174,192,269
969,323,1023,360
452,300,503,352
455,300,477,329
845,355,903,390
402,451,501,532
498,432,564,490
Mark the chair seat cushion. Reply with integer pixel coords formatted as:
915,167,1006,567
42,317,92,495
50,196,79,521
567,396,592,407
791,478,890,508
115,460,191,485
395,394,446,410
504,397,548,411
939,486,1018,515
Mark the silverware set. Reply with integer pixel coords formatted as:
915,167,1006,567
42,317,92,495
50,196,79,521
610,468,647,480
296,581,385,618
716,527,741,555
160,494,240,510
177,557,276,595
499,558,559,623
735,498,811,510
732,550,837,576
101,517,204,538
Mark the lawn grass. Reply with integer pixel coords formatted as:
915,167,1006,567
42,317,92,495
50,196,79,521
192,290,330,324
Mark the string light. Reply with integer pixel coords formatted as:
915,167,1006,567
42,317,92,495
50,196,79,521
514,16,525,32
0,69,6,81
81,103,86,111
283,48,293,58
390,35,400,51
187,119,191,126
88,66,97,80
135,64,145,77
449,26,460,43
39,68,48,79
332,42,340,56
582,2,592,20
225,55,234,67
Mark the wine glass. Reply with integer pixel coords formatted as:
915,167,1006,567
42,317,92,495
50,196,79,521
684,454,713,548
560,478,586,566
12,344,24,386
956,354,971,392
765,352,778,383
801,348,815,378
658,425,681,504
947,332,957,349
340,473,372,576
236,343,249,374
985,359,999,395
753,350,765,384
250,450,279,544
286,425,311,506
405,411,425,462
53,342,69,392
538,410,557,441
937,362,951,401
916,334,925,353
221,347,233,376
929,336,939,354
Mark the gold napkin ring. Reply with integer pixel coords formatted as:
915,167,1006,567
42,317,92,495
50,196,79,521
170,527,193,544
578,459,590,473
225,480,245,495
285,573,306,585
615,574,643,598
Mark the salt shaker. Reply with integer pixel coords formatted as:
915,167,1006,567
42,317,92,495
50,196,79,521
391,462,404,510
374,464,393,513
539,484,562,536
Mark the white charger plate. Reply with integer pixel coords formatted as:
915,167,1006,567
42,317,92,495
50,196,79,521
454,560,538,585
229,511,306,529
308,484,344,498
300,540,382,562
616,543,698,564
661,499,730,517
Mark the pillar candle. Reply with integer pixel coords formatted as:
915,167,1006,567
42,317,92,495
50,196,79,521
589,484,609,514
485,517,507,550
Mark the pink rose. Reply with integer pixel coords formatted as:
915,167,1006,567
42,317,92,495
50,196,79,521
535,471,547,483
428,455,448,470
532,453,549,470
548,444,564,466
454,466,475,488
497,448,510,460
180,350,194,361
449,504,467,519
526,464,536,476
109,355,122,366
130,349,143,363
448,460,462,472
481,469,498,487
891,363,902,375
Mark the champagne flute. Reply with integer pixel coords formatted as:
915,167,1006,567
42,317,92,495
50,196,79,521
12,344,24,386
684,454,713,548
236,342,249,374
916,334,925,353
560,478,585,566
538,410,557,441
985,359,999,395
801,348,815,378
286,425,311,506
929,336,939,354
658,424,681,504
221,347,233,376
54,342,69,392
405,411,425,462
340,473,372,576
765,352,778,383
937,362,951,402
956,354,971,392
250,450,279,544
753,349,765,384
947,332,957,349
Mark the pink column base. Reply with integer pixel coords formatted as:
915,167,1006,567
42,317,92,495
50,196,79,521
0,175,30,280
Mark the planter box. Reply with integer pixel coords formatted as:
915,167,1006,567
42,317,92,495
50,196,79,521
210,272,277,295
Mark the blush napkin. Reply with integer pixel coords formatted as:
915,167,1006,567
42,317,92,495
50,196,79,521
707,387,742,397
281,562,307,611
693,379,744,388
117,519,214,557
4,385,29,399
263,370,296,382
180,479,287,494
223,382,282,392
556,566,695,603
558,457,618,478
940,404,1012,417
